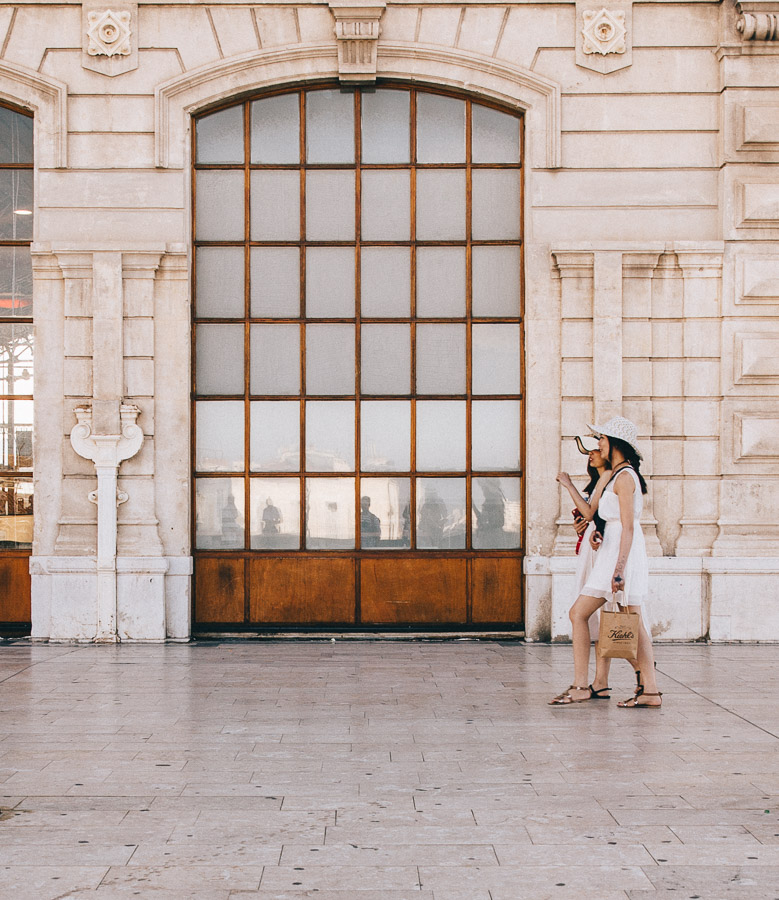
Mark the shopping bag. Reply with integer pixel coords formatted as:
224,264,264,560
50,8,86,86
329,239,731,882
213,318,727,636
596,595,639,659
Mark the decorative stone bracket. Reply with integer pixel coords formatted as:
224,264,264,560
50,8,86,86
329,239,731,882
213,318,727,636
70,402,144,642
736,2,779,40
329,1,385,84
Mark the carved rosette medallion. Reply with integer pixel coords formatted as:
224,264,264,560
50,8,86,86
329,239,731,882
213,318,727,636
87,9,132,57
582,8,627,55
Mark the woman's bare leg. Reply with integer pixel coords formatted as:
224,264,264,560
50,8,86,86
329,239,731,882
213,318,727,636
618,609,660,707
566,594,606,700
592,653,611,692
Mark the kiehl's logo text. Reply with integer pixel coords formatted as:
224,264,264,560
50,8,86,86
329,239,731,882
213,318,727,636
608,629,635,640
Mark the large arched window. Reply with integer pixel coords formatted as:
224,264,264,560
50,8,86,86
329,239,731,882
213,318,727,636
0,102,33,632
192,85,523,629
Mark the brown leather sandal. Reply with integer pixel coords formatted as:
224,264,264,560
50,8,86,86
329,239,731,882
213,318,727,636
548,685,591,705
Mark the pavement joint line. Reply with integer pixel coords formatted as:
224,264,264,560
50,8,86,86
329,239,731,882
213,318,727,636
0,645,83,685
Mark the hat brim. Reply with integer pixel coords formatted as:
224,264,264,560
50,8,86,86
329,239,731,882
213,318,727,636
587,423,643,459
575,436,599,454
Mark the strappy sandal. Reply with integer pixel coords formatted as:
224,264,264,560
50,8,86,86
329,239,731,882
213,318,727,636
548,685,593,705
619,669,643,706
588,684,611,700
617,692,662,709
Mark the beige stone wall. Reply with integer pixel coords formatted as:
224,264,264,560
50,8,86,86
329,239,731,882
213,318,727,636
0,0,775,640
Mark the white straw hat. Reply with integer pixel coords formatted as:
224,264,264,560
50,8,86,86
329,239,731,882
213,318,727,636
587,416,643,459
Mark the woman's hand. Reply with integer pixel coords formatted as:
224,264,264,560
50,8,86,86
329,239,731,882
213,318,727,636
589,530,602,551
611,570,625,594
556,472,573,488
574,516,588,536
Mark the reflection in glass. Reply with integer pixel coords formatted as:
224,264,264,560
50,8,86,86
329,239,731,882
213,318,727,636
472,104,520,163
251,170,300,241
0,108,33,164
305,170,355,240
360,248,410,318
0,323,34,396
416,170,466,240
306,477,355,549
472,247,520,317
360,401,410,472
0,477,33,548
361,325,410,395
0,246,32,318
472,401,520,471
250,324,300,395
305,324,354,394
306,401,354,471
250,478,300,549
196,324,244,394
305,247,355,317
195,477,244,549
306,90,355,163
416,324,466,394
416,477,466,549
472,477,521,549
195,171,244,241
416,248,465,318
251,93,300,164
361,91,410,163
251,248,300,317
360,478,410,548
416,93,465,163
0,398,33,471
196,247,244,318
0,170,33,241
195,401,244,472
472,170,521,240
416,401,466,471
196,106,244,163
472,324,521,395
250,401,300,471
361,171,410,241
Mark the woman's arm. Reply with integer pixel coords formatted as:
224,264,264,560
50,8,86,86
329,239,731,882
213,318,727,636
556,470,608,519
611,470,635,594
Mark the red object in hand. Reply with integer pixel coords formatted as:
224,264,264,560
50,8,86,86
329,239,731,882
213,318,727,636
573,509,584,555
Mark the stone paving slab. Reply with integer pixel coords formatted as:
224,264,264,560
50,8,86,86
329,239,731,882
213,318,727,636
1,641,779,898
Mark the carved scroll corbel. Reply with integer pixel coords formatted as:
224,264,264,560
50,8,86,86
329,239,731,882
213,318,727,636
738,13,779,40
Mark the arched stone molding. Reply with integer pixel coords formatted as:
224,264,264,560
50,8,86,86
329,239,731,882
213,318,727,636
154,43,560,169
0,60,67,169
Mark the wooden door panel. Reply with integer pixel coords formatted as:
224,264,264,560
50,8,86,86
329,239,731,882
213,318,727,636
471,557,523,623
195,558,245,623
360,558,467,624
250,557,355,624
0,557,31,623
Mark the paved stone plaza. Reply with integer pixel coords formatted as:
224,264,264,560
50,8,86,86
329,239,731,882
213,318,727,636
0,640,778,900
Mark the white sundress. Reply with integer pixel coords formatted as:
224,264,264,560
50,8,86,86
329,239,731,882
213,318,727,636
573,518,602,641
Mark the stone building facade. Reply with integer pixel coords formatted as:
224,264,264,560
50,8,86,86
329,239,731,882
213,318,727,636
0,0,777,642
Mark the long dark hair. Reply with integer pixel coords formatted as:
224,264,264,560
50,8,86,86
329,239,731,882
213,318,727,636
584,461,608,499
608,437,648,495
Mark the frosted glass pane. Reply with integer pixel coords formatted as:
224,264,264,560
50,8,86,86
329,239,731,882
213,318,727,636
416,478,466,549
0,247,32,317
305,170,355,240
416,170,466,240
361,171,410,241
251,171,300,241
306,324,354,394
305,247,355,317
361,401,410,472
250,324,300,395
196,401,244,472
360,478,411,548
361,248,410,318
416,248,466,318
472,104,520,163
362,91,409,163
250,478,300,549
196,171,244,241
0,107,33,164
196,325,244,394
472,401,520,471
416,324,466,394
416,401,466,471
417,93,465,163
195,477,244,549
472,476,521,549
361,325,410,394
306,477,355,549
472,325,521,394
472,170,521,240
306,90,355,163
250,401,300,471
196,247,244,318
251,93,299,164
251,248,300,318
472,247,520,317
0,171,32,240
0,325,33,396
306,401,354,471
196,106,244,163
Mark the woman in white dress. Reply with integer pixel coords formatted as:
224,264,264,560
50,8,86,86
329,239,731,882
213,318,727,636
549,416,661,708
